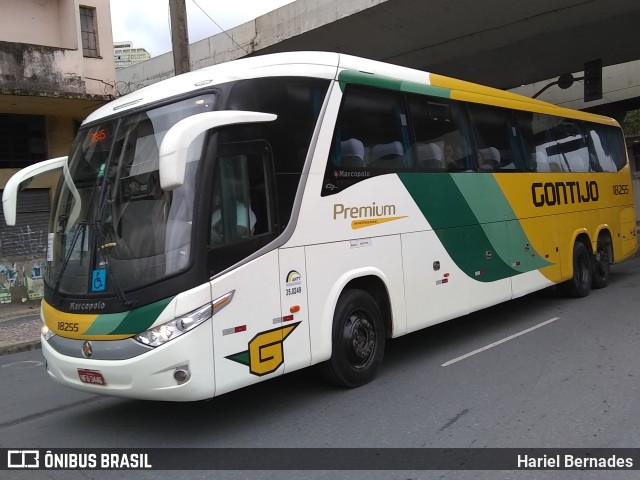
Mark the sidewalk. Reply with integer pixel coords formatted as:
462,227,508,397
0,300,42,356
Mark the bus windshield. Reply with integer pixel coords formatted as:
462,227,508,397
46,94,216,298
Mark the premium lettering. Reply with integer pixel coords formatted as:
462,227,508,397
531,181,599,207
333,202,396,220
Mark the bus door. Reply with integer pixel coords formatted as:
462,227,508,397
210,251,283,396
207,140,285,396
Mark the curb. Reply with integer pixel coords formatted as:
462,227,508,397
0,302,41,322
0,339,41,356
0,312,41,324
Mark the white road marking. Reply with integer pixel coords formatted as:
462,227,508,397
1,360,44,369
441,317,560,367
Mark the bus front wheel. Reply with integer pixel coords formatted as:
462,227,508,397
322,289,385,388
562,241,593,298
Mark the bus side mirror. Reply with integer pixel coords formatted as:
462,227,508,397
158,111,277,190
2,156,67,226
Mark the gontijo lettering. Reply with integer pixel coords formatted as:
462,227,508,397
531,181,599,207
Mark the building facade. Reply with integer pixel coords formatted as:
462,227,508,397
114,40,151,69
626,136,640,226
0,0,115,302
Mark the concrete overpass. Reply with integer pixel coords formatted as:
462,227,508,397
510,60,640,121
118,0,640,98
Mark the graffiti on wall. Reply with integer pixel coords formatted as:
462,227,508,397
0,218,47,304
0,261,44,304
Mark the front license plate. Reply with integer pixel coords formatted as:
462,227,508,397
78,369,106,386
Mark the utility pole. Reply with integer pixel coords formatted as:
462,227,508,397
169,0,190,75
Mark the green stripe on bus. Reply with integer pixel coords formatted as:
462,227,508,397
451,174,551,273
83,312,128,335
110,296,175,334
338,70,451,98
398,173,479,229
84,296,175,335
398,173,548,281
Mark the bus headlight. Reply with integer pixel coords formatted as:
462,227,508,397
135,303,211,347
135,291,234,347
42,325,56,341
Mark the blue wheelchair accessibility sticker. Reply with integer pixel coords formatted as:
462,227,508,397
92,269,107,292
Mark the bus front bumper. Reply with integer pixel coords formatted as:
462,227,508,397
41,325,216,402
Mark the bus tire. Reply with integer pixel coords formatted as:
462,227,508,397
322,289,385,388
592,239,610,289
562,241,593,298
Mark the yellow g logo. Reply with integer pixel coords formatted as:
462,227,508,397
226,323,300,376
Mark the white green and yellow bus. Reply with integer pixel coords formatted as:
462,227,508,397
3,52,637,401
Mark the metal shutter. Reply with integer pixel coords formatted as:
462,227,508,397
0,189,51,260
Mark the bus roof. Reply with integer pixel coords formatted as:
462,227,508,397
83,52,340,125
84,51,618,127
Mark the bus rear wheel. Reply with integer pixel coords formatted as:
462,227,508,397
562,241,593,298
322,289,385,388
592,239,611,289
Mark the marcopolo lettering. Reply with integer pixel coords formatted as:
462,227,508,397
531,181,599,207
70,301,107,312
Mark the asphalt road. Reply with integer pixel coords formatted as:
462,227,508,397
2,254,640,480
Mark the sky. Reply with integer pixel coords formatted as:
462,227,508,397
109,0,296,57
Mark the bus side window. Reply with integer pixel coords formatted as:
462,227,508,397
209,146,274,248
322,85,411,196
207,140,278,275
518,112,566,172
549,119,590,172
467,104,523,172
586,124,626,172
514,111,539,171
210,156,254,245
408,95,472,172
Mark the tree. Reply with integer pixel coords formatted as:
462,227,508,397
623,109,640,137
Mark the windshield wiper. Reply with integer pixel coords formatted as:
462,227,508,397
52,222,87,304
92,221,133,308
